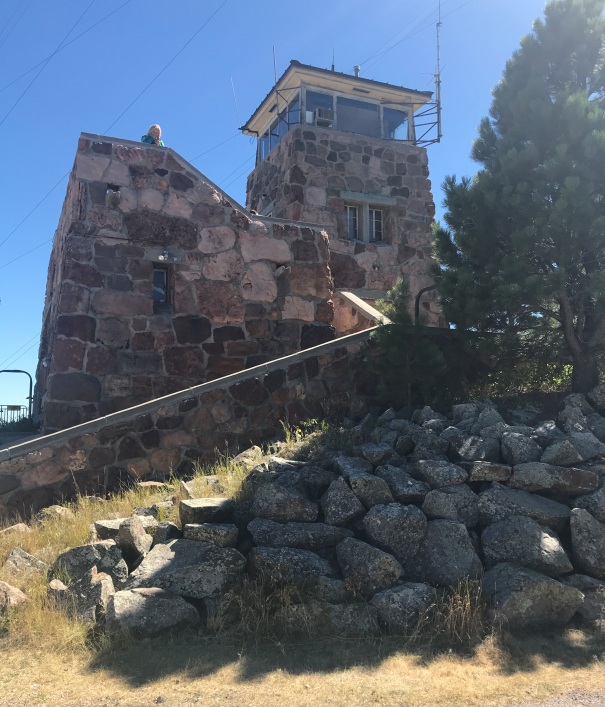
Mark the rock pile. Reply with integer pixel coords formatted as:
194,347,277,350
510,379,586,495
3,387,605,638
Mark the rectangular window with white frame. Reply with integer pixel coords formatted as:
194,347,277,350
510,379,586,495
369,208,383,242
346,204,359,240
345,202,385,242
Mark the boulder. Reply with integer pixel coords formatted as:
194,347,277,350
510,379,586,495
152,521,182,545
336,538,403,597
49,540,128,589
570,508,605,580
567,430,605,461
311,577,355,604
252,483,318,523
247,518,352,550
482,562,584,630
332,455,373,478
477,483,571,532
126,539,245,599
94,514,158,541
3,548,48,575
0,581,27,609
501,433,542,465
587,383,605,413
295,466,337,500
106,588,200,637
481,516,573,576
470,407,506,434
533,421,566,447
183,523,239,547
560,574,605,627
374,465,431,503
116,515,153,567
574,485,605,523
467,461,512,482
406,520,483,587
370,582,436,633
412,406,447,425
421,485,479,527
320,478,366,526
348,473,395,509
415,460,467,488
362,503,427,566
60,567,115,624
178,498,235,526
450,436,501,464
35,505,76,523
509,462,599,495
540,440,584,467
360,442,397,466
247,546,337,586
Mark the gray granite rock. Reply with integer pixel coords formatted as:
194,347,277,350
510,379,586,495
370,582,436,633
374,465,431,503
336,537,403,597
422,485,479,527
568,430,605,461
3,548,48,574
570,508,605,580
179,498,235,526
107,588,200,637
587,383,605,413
126,539,245,599
362,503,427,566
477,483,571,532
247,546,337,586
467,461,512,482
320,478,366,526
333,455,373,479
415,459,468,488
152,521,182,545
183,523,239,547
247,518,352,550
252,483,318,523
482,562,584,630
116,515,153,567
348,472,395,509
49,540,128,589
0,581,28,609
540,440,584,467
560,573,605,626
501,433,543,466
450,435,501,463
406,519,483,587
481,515,573,576
574,484,605,523
509,462,599,495
279,600,379,636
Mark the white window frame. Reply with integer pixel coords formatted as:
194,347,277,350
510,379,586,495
345,202,385,243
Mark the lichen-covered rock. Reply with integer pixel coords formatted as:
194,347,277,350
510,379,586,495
126,539,245,599
422,485,479,527
348,472,395,509
94,514,158,541
3,548,48,575
374,465,431,503
336,537,403,597
406,520,483,587
482,562,584,630
370,582,436,633
152,521,182,545
247,518,352,550
107,588,200,637
467,461,511,482
477,483,571,532
49,540,128,589
560,574,605,628
501,433,542,466
567,430,605,461
183,523,239,547
320,478,366,526
116,515,153,567
247,546,337,586
179,498,235,526
362,503,427,566
540,440,584,467
570,508,605,580
252,483,318,523
574,484,605,523
360,442,397,466
332,455,373,479
450,436,501,464
508,462,599,495
481,515,573,576
415,460,467,488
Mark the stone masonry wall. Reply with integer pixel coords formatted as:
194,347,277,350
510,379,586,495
245,126,444,325
36,134,336,433
2,330,378,521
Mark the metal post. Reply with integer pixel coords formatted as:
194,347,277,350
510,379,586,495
0,369,33,419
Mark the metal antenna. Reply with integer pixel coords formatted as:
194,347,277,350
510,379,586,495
435,0,443,142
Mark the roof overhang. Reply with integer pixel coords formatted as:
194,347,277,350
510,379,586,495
241,60,433,136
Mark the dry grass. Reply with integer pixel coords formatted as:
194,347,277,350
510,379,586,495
1,429,604,706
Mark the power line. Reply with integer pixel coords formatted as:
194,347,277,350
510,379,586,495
0,0,135,96
0,239,53,271
0,334,39,370
190,133,240,162
0,0,33,54
103,0,230,134
0,1,96,128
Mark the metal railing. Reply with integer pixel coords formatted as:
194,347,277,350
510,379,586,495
0,405,28,425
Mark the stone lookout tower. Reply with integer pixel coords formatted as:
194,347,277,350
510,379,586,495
243,60,444,325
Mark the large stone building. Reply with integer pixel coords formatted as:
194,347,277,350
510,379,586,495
35,62,443,432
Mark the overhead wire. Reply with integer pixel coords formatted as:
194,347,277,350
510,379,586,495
103,0,230,134
0,0,34,54
0,334,39,370
0,0,97,128
0,0,135,96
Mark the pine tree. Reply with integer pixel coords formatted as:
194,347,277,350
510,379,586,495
434,0,605,393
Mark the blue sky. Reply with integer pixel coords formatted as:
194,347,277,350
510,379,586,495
0,0,547,407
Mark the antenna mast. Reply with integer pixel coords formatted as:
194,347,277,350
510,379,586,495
435,0,443,142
